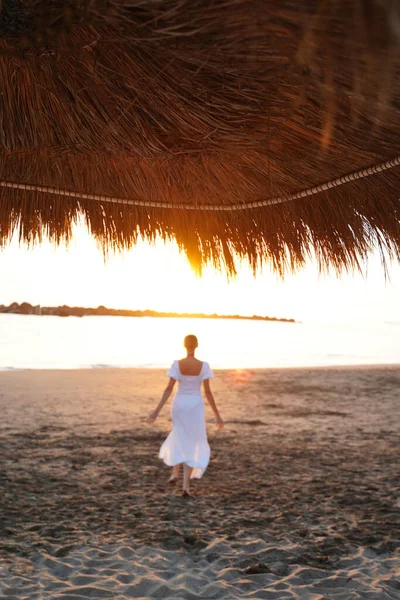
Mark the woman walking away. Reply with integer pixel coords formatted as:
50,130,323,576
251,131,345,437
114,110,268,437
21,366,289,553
147,334,224,496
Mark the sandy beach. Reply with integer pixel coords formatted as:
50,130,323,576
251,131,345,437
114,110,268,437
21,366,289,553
1,365,399,599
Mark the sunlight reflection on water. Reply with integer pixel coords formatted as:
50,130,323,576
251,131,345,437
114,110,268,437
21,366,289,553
0,314,399,370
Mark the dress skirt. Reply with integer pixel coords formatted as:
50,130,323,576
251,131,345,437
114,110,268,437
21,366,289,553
159,392,211,479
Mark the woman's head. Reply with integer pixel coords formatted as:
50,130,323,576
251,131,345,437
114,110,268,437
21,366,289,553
184,334,198,351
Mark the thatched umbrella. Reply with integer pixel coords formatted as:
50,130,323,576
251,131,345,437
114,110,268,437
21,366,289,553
0,0,399,276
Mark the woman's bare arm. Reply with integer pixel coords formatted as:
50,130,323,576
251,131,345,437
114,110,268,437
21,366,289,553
147,378,176,424
203,380,224,428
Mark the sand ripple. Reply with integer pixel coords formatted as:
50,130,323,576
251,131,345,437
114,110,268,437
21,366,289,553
1,538,399,599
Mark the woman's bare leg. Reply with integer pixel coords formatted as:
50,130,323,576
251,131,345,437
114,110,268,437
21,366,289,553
168,464,180,483
183,464,193,495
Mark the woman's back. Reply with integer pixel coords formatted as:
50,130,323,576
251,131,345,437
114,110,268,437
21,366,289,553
178,356,203,376
169,360,212,396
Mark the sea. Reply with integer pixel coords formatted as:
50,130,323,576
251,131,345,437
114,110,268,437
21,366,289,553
0,314,399,370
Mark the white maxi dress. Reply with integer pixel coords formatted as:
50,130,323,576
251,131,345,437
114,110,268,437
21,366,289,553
159,360,212,479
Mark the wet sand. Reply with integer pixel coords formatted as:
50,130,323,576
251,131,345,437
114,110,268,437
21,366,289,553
1,365,399,599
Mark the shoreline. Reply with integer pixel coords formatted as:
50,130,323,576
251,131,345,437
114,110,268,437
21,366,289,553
0,308,296,323
0,362,399,373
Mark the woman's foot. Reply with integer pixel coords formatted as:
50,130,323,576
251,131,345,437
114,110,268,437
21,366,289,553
182,489,191,497
182,464,193,497
168,465,180,483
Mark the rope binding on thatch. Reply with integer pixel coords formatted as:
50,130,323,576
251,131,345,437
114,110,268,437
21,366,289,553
1,156,399,211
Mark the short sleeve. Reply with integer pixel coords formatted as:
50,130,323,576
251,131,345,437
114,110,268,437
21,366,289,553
201,362,213,381
167,360,180,380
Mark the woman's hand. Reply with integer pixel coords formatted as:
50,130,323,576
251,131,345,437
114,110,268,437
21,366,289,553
215,415,224,429
147,410,159,425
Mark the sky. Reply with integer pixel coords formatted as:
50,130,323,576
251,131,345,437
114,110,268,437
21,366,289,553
0,222,399,325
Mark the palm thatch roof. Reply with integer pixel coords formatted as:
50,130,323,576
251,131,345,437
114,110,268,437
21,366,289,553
0,0,399,275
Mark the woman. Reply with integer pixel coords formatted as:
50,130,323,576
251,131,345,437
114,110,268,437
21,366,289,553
147,334,224,496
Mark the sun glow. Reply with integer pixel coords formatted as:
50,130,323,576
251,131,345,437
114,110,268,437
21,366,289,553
230,369,255,385
0,221,400,325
